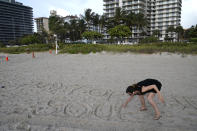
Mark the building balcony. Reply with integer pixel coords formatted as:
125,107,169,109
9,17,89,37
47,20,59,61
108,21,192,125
155,22,180,28
103,0,119,6
156,9,181,14
156,17,180,23
104,0,118,2
124,6,141,10
156,5,180,10
104,6,116,10
156,13,181,17
104,11,115,14
122,1,146,7
156,0,181,6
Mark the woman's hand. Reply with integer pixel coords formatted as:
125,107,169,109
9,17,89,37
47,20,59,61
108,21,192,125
122,94,134,108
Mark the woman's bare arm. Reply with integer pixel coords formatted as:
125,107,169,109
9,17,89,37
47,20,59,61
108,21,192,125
122,94,134,108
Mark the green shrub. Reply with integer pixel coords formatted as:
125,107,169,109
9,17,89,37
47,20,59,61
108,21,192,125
59,43,197,54
140,36,159,43
189,38,197,43
60,44,106,54
107,25,132,40
0,42,6,48
19,33,45,45
57,43,66,49
0,44,54,54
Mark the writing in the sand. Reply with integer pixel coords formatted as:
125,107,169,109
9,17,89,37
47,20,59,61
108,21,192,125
27,82,197,122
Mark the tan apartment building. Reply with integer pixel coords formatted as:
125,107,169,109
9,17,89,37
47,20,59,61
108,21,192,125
35,17,49,33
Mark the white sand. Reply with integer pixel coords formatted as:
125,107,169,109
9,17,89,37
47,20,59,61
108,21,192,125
0,52,197,131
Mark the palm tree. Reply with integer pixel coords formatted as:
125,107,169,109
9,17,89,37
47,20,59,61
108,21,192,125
81,8,95,31
113,7,123,25
135,13,148,37
49,15,66,42
112,7,126,26
69,19,80,41
175,26,184,42
166,26,176,33
64,21,70,40
124,11,135,31
152,29,161,38
124,12,148,39
92,13,100,32
105,7,126,31
166,26,176,42
98,15,107,33
78,19,86,38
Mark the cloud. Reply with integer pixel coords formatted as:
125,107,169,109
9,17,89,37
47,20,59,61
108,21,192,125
19,0,197,30
45,0,103,17
56,8,70,16
48,7,70,17
79,0,103,15
181,0,197,28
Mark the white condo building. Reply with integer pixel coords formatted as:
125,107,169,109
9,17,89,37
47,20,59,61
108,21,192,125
34,17,49,33
103,0,182,42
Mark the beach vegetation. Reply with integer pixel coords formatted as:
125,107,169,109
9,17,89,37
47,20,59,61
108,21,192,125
60,44,105,54
185,25,197,39
189,38,197,43
140,36,159,44
0,44,53,54
19,33,45,45
5,33,48,46
59,42,197,54
1,42,197,54
0,42,6,48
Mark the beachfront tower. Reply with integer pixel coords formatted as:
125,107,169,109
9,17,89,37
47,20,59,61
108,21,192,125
0,0,33,44
103,0,182,42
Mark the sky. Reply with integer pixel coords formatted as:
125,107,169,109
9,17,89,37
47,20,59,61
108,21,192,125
18,0,197,31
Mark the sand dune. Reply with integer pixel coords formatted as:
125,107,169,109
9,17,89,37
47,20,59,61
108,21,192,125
0,52,197,131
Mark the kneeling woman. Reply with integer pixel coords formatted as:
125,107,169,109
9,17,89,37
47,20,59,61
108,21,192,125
122,78,165,120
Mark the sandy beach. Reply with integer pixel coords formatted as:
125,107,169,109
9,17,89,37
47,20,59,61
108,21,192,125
0,52,197,131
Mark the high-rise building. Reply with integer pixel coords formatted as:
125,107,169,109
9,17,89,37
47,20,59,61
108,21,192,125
0,0,33,44
35,17,49,33
103,0,182,42
154,0,182,41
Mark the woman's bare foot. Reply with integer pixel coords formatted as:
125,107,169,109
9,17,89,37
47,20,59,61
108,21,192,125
154,114,161,120
140,107,147,111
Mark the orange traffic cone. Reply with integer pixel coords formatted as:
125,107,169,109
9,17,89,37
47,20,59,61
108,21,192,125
5,55,8,61
32,52,35,58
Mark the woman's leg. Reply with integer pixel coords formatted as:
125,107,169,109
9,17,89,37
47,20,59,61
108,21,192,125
147,93,161,119
138,95,147,111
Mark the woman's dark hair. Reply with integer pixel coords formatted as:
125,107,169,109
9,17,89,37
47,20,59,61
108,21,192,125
126,84,138,94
